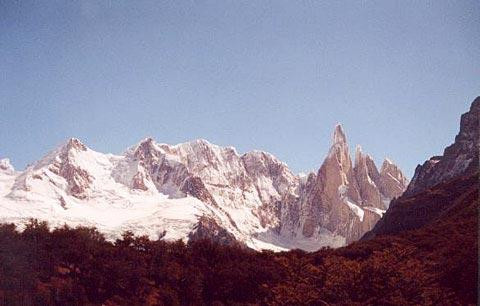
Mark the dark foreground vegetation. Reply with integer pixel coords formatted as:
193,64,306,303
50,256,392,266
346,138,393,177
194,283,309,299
0,178,477,305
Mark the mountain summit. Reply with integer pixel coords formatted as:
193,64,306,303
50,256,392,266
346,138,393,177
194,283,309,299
278,125,407,247
0,159,14,173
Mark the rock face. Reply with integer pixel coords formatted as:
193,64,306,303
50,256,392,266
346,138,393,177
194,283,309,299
188,216,240,247
406,97,479,196
355,146,383,210
364,97,480,239
0,126,407,250
379,159,409,201
279,125,408,244
50,139,93,199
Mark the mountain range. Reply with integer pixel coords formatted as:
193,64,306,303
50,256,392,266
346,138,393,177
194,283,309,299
0,97,477,304
0,125,407,251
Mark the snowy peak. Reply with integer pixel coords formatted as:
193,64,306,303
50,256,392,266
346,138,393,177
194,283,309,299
31,138,90,171
241,150,294,180
241,150,299,205
132,137,163,161
48,138,94,199
64,138,88,152
12,138,117,200
0,158,14,173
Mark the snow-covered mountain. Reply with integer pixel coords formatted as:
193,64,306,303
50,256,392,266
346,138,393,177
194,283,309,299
0,125,407,251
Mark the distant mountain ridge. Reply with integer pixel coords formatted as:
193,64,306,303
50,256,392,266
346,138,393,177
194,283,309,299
0,125,407,251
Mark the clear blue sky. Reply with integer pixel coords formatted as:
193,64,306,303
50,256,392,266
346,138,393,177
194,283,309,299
1,1,479,176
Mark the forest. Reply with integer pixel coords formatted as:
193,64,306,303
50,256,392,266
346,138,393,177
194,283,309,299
0,177,477,305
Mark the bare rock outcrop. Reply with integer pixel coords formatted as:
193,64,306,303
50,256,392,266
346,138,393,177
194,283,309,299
406,97,479,196
379,159,409,200
280,125,408,243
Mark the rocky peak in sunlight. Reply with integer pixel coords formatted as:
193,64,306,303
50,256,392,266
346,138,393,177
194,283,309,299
133,137,162,161
64,138,87,152
333,123,347,145
279,124,407,245
379,158,409,199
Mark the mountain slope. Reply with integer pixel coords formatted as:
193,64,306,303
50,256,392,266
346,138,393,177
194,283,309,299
406,96,479,196
364,96,479,239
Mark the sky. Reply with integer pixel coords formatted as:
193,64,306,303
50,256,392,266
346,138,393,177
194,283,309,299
1,1,479,177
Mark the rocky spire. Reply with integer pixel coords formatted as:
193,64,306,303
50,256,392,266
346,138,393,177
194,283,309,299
327,124,354,186
296,124,363,240
286,124,409,244
379,158,408,200
333,123,347,145
354,146,383,209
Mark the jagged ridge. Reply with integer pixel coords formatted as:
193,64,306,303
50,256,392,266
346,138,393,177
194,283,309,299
0,125,407,251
